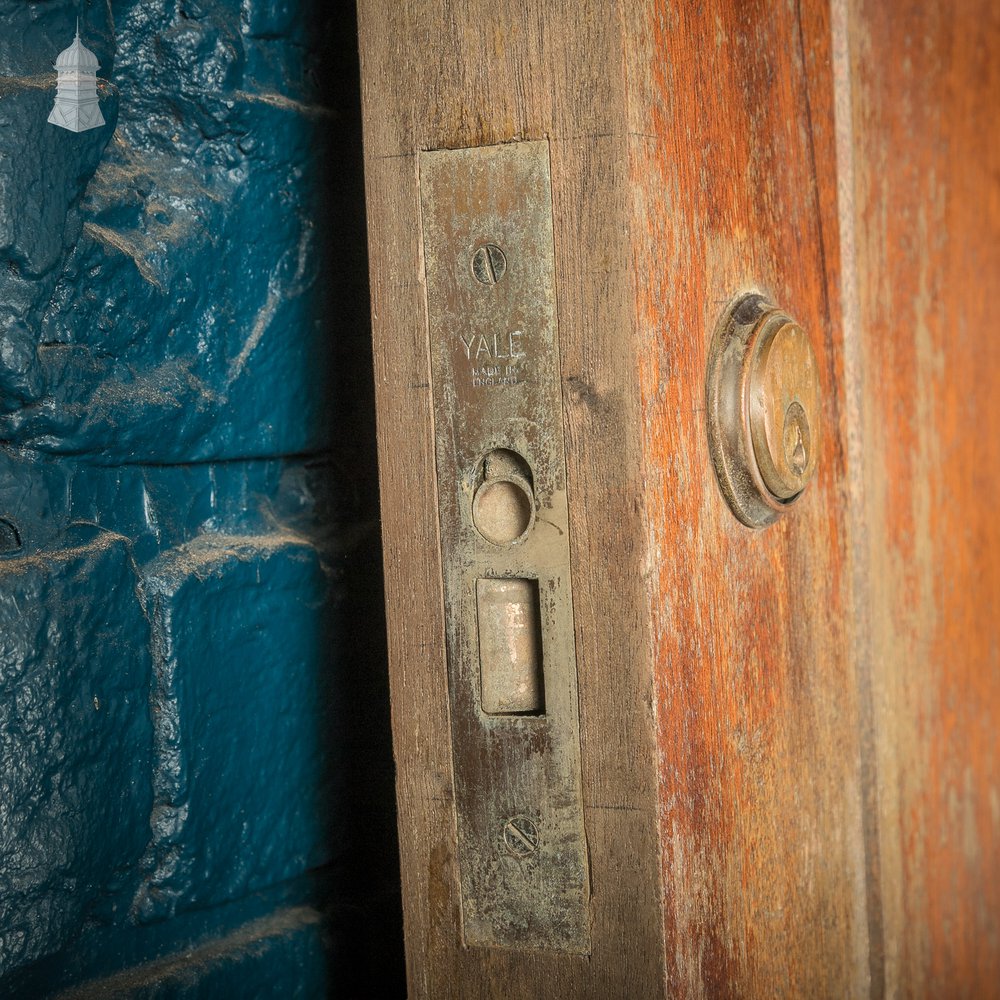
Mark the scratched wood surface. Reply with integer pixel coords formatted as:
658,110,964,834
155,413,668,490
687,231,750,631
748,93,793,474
843,1,1000,996
623,2,871,996
357,3,665,997
358,2,873,997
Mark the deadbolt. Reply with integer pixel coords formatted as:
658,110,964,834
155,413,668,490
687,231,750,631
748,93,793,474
707,293,822,527
477,577,544,715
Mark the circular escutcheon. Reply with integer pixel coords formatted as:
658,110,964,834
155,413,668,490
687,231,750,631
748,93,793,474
706,293,822,527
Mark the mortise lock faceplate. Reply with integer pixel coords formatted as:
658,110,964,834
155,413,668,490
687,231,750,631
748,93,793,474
419,141,589,952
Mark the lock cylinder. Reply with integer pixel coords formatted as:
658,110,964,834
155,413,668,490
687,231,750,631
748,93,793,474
706,293,822,527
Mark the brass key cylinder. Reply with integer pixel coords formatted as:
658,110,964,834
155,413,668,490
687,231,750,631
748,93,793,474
707,294,822,527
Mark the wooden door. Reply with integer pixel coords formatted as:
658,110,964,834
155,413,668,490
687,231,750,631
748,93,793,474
357,1,999,996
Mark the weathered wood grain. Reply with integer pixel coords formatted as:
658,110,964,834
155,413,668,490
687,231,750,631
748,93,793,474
623,2,870,996
359,2,876,996
843,1,1000,995
358,4,665,996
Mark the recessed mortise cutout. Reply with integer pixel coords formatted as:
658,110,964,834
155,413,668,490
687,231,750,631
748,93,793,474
477,577,544,715
421,141,588,951
471,448,534,546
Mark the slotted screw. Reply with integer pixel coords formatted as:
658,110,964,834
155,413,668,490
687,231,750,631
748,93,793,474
472,244,507,285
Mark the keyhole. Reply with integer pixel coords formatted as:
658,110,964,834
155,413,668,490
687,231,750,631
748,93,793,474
783,401,810,477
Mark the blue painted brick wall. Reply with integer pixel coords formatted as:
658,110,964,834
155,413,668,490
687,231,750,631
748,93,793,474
0,1,401,995
0,535,154,974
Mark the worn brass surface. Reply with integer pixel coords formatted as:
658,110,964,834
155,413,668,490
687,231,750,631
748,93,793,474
419,141,589,952
477,578,544,715
472,449,535,545
706,293,822,527
748,320,821,499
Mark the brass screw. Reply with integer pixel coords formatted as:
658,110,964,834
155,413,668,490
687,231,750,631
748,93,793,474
503,817,539,857
472,244,507,285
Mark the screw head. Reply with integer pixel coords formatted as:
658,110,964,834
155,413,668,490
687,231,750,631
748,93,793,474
503,817,539,858
748,320,821,500
472,243,507,285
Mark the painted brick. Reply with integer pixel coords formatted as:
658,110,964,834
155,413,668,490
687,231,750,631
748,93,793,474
0,533,154,976
131,533,338,921
0,0,402,990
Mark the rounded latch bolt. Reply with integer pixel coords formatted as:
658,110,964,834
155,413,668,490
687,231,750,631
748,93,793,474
471,449,534,545
707,294,822,527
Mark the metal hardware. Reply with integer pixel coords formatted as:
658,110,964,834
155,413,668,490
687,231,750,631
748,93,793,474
477,577,544,715
706,293,822,527
471,449,535,546
419,140,589,952
471,243,508,285
503,817,540,858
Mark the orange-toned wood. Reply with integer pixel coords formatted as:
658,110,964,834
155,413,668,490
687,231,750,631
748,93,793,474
842,1,1000,995
358,1,872,995
623,2,870,995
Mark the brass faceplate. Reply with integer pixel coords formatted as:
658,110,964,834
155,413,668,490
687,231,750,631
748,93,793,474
419,141,589,952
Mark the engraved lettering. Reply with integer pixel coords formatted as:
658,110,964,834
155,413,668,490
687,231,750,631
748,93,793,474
460,329,526,363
